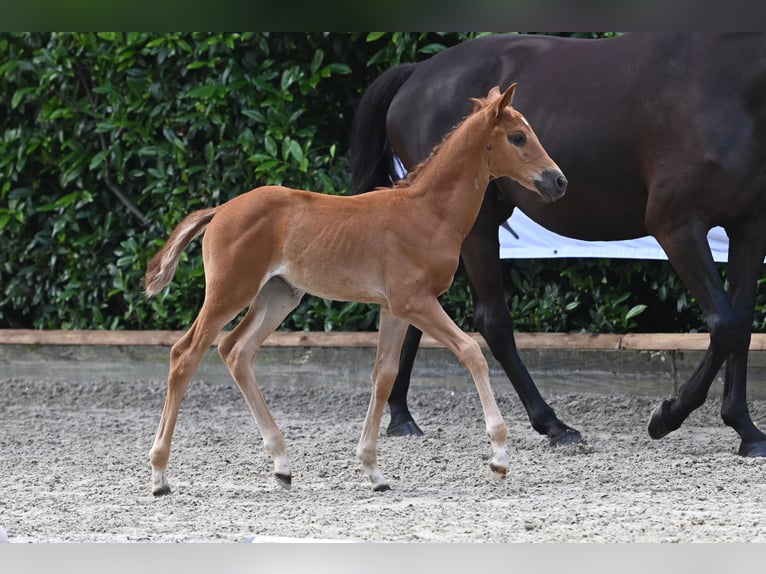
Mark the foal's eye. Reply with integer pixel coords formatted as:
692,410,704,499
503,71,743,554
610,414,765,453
508,133,526,147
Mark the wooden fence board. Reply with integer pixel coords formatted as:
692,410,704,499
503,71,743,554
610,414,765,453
2,329,766,351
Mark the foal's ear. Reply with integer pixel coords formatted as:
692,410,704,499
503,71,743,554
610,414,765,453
495,83,518,118
487,85,502,100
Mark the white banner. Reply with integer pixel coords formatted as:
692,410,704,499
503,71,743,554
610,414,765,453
394,159,739,263
500,209,732,262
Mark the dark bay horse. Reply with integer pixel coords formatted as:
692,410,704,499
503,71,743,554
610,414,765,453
350,33,766,457
144,85,566,494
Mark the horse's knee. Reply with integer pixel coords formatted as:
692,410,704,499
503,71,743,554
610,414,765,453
707,312,751,354
473,301,513,339
472,303,488,334
473,303,512,346
217,330,252,368
168,340,197,381
457,338,488,373
217,336,234,364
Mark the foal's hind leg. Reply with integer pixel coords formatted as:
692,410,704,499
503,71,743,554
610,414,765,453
150,304,236,496
217,277,305,488
357,308,410,491
401,296,509,479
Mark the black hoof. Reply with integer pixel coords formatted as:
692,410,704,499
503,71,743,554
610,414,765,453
152,485,172,497
648,399,677,440
549,427,583,447
386,419,424,437
274,473,292,489
373,483,392,492
738,440,766,458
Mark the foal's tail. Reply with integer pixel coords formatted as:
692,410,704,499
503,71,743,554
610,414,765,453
349,62,418,195
144,207,218,298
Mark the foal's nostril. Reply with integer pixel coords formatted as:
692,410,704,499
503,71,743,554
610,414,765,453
535,169,567,200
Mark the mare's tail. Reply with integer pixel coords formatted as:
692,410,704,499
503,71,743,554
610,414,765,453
349,62,418,195
144,207,218,297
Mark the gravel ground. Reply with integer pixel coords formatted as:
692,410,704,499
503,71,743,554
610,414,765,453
1,375,765,543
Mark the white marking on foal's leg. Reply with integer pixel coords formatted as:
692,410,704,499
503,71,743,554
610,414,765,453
268,441,292,490
356,443,390,492
356,391,391,492
487,422,510,479
151,467,171,496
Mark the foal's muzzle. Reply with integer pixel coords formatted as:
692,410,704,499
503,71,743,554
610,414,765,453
535,169,568,201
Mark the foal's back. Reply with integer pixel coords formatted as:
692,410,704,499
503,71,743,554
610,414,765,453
201,185,444,306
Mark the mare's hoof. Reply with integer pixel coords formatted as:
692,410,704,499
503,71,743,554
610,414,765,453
648,399,676,440
274,473,292,490
550,427,583,447
387,420,424,437
373,483,392,492
152,485,172,497
738,440,766,458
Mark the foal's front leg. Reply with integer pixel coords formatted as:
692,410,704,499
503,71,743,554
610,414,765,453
357,308,410,491
405,296,509,479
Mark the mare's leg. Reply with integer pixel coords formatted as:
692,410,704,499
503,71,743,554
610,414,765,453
149,302,238,496
401,296,509,479
217,277,305,488
357,308,410,491
718,223,766,456
386,326,424,436
461,204,582,446
647,219,736,440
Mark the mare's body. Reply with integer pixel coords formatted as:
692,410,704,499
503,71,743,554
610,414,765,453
351,33,766,455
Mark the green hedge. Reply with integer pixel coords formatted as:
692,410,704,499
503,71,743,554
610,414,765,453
1,32,763,333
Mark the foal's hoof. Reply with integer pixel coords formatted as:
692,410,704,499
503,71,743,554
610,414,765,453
550,427,583,447
373,483,392,492
152,485,172,497
386,420,424,437
489,462,507,479
738,440,766,458
274,472,292,490
648,399,677,440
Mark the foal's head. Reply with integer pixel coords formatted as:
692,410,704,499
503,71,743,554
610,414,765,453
477,84,567,202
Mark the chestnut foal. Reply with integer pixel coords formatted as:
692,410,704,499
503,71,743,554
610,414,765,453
144,84,566,495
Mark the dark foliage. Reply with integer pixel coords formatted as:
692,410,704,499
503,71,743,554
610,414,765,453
1,32,762,333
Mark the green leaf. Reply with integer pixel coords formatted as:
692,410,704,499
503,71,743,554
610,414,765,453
89,149,109,171
162,127,186,150
11,87,36,109
310,49,323,75
285,138,304,163
263,135,277,157
625,304,648,321
366,32,387,42
280,66,302,91
186,84,218,99
242,109,266,123
187,60,210,70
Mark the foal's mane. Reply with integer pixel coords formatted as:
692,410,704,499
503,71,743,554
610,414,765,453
391,108,475,190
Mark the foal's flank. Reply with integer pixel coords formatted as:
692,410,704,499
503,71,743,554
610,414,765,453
144,84,566,495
